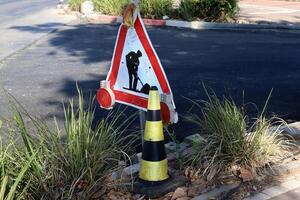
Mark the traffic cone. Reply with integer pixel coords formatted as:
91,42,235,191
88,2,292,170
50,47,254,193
139,86,169,183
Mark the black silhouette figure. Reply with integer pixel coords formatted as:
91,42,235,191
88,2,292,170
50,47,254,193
137,77,151,95
126,50,142,91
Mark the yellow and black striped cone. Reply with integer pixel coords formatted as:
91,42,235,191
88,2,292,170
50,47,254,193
139,86,169,183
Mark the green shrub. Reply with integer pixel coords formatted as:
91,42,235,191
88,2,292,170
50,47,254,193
93,0,129,15
179,0,238,22
68,0,173,19
178,0,201,21
68,0,237,21
140,0,173,19
186,89,294,179
68,0,85,11
199,0,238,22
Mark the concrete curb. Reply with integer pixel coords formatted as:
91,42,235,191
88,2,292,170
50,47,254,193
86,13,300,31
192,184,240,200
246,179,300,200
281,122,300,139
194,160,300,200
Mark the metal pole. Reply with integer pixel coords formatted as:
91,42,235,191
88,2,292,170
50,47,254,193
139,110,146,146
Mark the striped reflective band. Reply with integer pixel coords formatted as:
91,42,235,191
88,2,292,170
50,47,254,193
147,110,162,121
142,140,166,161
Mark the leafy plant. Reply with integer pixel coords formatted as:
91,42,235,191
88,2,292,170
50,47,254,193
0,120,36,200
178,0,201,21
68,0,85,11
68,0,238,21
178,0,238,22
140,0,173,19
0,88,137,199
93,0,129,15
0,154,35,200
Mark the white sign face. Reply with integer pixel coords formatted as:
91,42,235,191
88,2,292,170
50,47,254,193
114,27,161,98
104,13,175,111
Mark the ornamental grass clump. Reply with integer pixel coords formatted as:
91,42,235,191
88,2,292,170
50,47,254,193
0,89,137,199
186,89,293,179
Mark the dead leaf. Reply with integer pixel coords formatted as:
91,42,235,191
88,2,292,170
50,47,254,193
171,187,188,200
187,184,206,197
239,167,257,182
91,187,106,199
207,167,218,181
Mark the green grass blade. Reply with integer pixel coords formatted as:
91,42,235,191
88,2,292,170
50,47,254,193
0,175,8,200
6,153,36,200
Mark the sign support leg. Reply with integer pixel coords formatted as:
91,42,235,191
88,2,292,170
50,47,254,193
139,110,146,146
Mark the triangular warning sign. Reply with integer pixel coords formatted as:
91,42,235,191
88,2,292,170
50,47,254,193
97,12,177,123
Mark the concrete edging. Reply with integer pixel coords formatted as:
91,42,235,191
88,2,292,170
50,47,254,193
281,122,300,139
193,160,300,200
86,14,300,31
246,179,300,200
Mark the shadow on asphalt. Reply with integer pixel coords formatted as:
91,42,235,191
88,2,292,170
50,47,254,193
10,23,300,140
10,23,65,33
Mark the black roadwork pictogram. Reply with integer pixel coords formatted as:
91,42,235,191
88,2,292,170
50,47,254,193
124,50,150,94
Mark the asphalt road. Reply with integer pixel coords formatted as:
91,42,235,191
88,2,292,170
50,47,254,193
0,23,300,138
0,0,54,25
0,0,75,61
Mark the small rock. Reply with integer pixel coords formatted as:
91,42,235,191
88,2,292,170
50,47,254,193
188,184,206,197
162,15,170,20
171,187,188,200
166,142,189,154
165,142,177,153
111,171,120,180
118,160,126,167
123,163,140,176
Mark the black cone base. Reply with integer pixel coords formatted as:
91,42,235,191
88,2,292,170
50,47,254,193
123,175,188,198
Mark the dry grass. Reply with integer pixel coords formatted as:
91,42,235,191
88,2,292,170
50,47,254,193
185,88,294,179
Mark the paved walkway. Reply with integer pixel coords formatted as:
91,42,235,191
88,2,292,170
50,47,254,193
238,0,300,25
246,159,300,200
270,188,300,200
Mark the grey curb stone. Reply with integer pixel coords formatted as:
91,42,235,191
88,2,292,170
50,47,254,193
245,193,270,200
165,20,300,31
280,122,300,139
87,14,300,31
262,186,290,198
193,160,300,200
249,180,300,200
191,184,239,200
165,141,189,154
